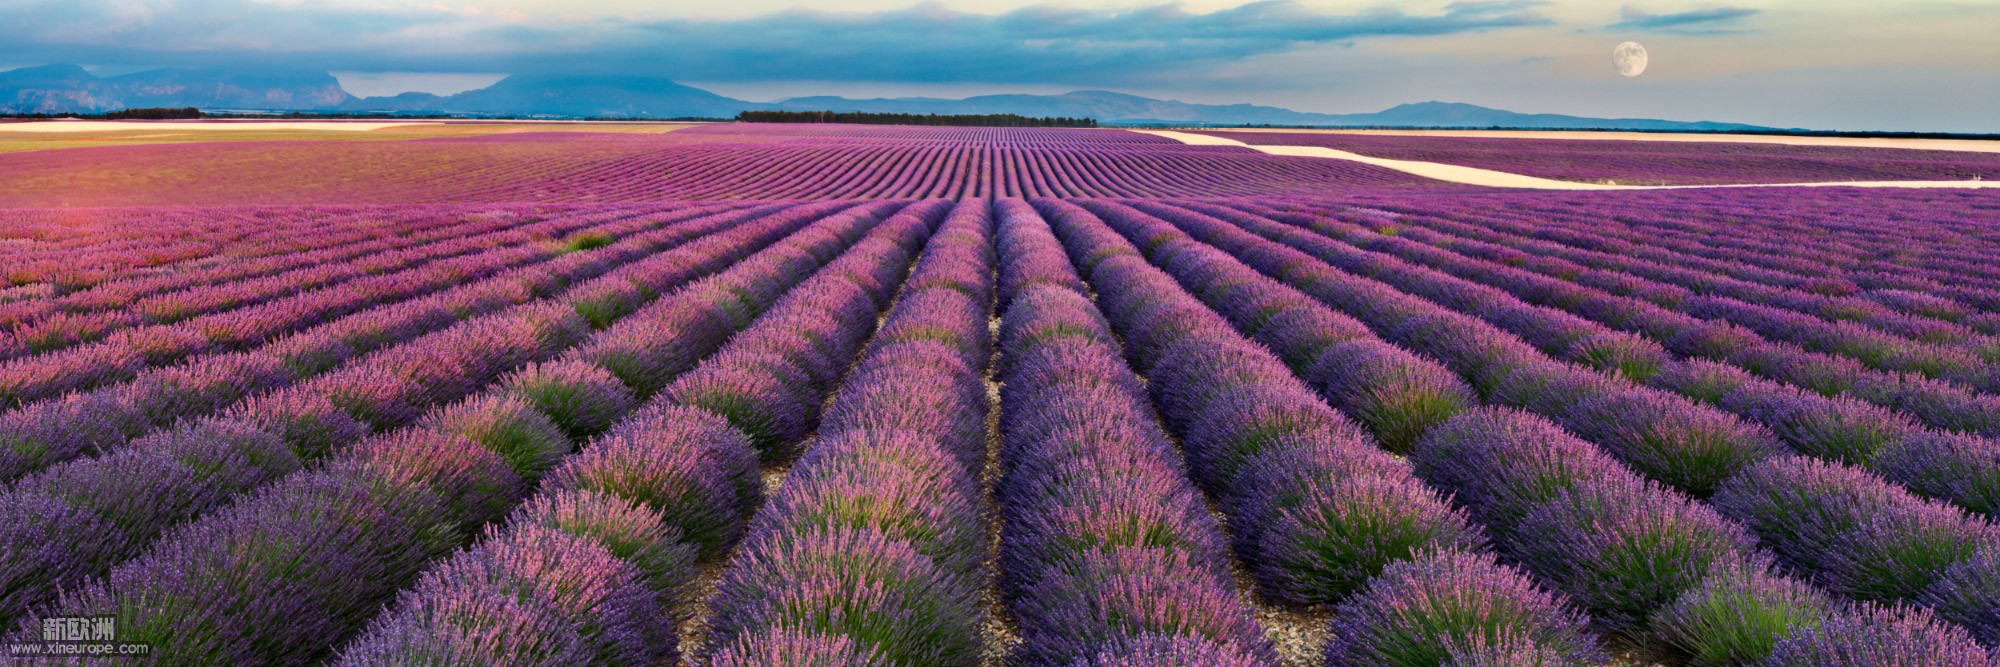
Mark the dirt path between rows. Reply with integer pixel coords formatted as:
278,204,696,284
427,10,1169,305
1141,130,2000,191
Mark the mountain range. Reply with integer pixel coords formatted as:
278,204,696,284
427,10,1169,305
0,64,1776,131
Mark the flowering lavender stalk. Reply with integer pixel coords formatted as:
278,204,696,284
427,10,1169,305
1917,546,2000,646
1760,603,1991,667
0,418,300,625
994,200,1273,666
1510,478,1758,635
1325,549,1607,667
1711,455,2000,604
1649,558,1836,666
1046,198,1484,606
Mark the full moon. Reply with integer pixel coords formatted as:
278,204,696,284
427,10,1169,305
1614,41,1649,78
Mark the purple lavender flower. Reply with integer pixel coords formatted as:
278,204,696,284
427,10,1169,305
709,627,886,667
1002,467,1231,587
1567,331,1669,382
1148,337,1296,424
999,286,1118,362
500,359,638,439
1409,407,1640,542
1816,498,2000,603
1565,390,1784,498
1078,634,1275,667
755,430,984,574
1918,546,2000,647
1175,382,1366,490
1481,358,1622,419
1252,473,1486,604
509,488,697,597
1252,305,1375,371
1309,340,1477,453
566,298,733,396
1876,430,2000,516
874,289,989,358
111,352,294,426
0,391,146,481
1325,549,1606,667
227,385,372,459
340,428,527,530
1014,547,1275,667
421,394,573,478
342,524,671,666
336,565,593,666
1510,478,1758,634
1649,557,1836,666
1710,455,1952,589
1651,360,1753,406
12,467,459,665
706,525,984,666
1760,603,1991,667
544,404,758,557
665,349,817,459
0,493,114,626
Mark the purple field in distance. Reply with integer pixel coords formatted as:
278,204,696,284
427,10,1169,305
1198,130,2000,185
1,124,1998,666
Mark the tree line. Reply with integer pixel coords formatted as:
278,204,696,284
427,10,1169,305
736,110,1096,128
2,107,203,120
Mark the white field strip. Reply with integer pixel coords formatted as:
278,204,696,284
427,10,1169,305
1206,128,2000,155
1142,130,2000,191
0,120,429,132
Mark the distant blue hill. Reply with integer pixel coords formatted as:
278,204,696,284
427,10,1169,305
0,64,1776,132
0,64,353,113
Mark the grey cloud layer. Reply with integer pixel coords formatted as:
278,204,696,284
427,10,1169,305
0,0,1550,83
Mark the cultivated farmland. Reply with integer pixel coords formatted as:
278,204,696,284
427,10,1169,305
1,124,1997,666
1198,130,2000,185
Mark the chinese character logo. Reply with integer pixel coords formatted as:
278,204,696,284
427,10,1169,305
38,616,114,643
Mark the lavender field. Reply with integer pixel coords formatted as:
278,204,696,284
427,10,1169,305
1200,131,2000,186
3,125,1999,666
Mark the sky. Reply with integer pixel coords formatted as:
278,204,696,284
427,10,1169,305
3,0,1997,132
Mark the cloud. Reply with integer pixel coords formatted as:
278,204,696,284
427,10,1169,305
0,1,1553,85
601,1,1555,83
1606,5,1760,34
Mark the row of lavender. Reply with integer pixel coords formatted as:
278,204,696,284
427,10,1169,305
0,205,590,294
0,201,857,624
681,196,2000,664
0,202,795,483
1355,190,2000,316
333,199,946,665
0,205,742,395
989,199,1274,664
1077,198,1998,662
1336,196,2000,387
699,200,993,662
0,205,710,360
1,205,599,323
0,201,911,663
1457,195,2000,322
1211,198,2000,510
1036,199,1612,664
